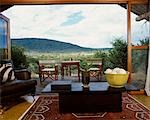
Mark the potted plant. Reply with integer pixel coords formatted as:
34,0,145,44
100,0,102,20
80,59,92,88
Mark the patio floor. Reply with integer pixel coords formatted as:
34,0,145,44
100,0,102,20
33,73,145,95
33,74,106,95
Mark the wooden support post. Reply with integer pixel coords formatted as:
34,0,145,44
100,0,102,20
127,1,132,83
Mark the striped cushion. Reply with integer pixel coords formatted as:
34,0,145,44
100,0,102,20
0,64,15,83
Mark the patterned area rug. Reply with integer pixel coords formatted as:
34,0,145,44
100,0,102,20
19,93,150,120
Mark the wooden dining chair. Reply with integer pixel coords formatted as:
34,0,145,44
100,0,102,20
86,58,103,81
38,60,58,83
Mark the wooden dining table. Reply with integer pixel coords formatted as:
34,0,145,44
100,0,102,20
61,61,80,81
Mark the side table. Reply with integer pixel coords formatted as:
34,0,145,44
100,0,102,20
15,69,31,80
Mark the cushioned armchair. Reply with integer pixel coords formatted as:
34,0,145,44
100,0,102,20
0,60,37,110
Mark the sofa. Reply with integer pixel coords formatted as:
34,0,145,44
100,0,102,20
0,59,37,109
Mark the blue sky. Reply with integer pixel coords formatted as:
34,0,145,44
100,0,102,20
2,4,149,48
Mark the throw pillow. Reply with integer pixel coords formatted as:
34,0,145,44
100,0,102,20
0,64,15,83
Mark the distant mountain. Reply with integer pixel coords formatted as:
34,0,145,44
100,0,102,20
11,38,111,53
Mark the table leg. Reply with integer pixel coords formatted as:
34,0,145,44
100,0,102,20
78,64,80,82
61,66,64,80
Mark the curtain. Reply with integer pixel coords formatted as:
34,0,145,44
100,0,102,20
145,40,150,96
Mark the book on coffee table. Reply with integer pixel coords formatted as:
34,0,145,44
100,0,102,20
51,80,72,92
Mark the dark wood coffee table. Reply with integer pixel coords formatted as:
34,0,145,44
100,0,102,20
42,81,138,113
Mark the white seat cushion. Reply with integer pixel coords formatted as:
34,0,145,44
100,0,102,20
89,67,100,71
42,68,55,72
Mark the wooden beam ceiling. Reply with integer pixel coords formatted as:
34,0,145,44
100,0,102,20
0,0,148,5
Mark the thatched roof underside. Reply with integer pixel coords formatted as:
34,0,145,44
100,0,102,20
120,3,150,21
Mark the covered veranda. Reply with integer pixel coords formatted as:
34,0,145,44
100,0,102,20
0,0,150,119
0,0,150,95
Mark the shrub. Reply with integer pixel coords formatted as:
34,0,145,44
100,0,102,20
27,57,39,73
93,50,110,71
11,45,28,69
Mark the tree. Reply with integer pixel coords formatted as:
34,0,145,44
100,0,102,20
108,37,128,70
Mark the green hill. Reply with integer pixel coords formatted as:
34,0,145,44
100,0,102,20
11,38,111,53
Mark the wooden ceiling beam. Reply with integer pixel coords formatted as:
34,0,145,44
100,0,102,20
0,0,148,5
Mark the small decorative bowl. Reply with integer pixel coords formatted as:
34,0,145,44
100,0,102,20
105,72,129,88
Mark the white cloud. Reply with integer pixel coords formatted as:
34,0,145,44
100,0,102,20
2,4,149,48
